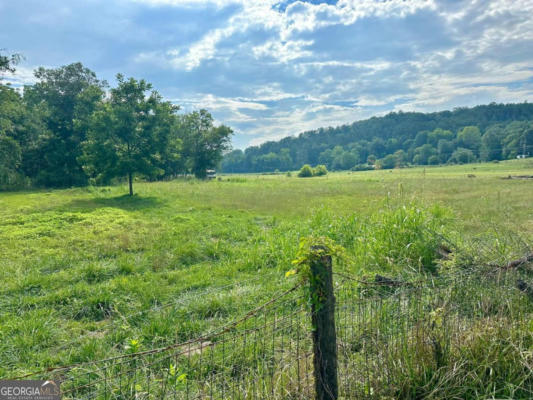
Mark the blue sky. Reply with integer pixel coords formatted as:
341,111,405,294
1,0,533,148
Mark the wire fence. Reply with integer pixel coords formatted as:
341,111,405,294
334,267,533,398
13,283,314,399
9,260,533,399
34,270,288,357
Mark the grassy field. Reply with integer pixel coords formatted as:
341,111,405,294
1,159,532,396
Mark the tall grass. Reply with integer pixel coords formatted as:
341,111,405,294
0,159,532,398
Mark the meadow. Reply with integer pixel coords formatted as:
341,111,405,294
1,159,533,397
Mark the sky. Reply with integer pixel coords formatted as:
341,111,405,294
1,0,533,149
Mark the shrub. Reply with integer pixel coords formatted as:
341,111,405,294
313,165,328,176
297,164,314,177
351,163,374,171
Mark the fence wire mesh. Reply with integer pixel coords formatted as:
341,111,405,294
9,265,533,399
334,267,533,399
17,284,314,400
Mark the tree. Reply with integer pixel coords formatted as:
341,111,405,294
0,83,45,188
393,150,407,167
159,127,184,179
255,152,281,171
279,148,293,171
481,125,503,161
221,149,245,173
427,128,454,146
82,74,178,195
0,51,21,76
457,126,482,155
413,144,437,165
369,138,386,157
449,147,476,164
437,139,455,163
428,155,439,165
0,135,21,188
0,84,26,142
414,131,429,147
328,146,345,170
180,109,232,179
501,121,533,158
379,154,397,169
332,150,358,170
24,63,106,187
318,148,333,167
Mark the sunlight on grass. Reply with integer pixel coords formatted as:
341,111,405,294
0,159,532,388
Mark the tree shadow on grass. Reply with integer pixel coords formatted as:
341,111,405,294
66,194,163,212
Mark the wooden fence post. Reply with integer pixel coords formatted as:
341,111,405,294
309,246,338,400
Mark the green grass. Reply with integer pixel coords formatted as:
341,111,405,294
1,159,532,397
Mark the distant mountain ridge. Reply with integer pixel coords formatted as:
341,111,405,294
222,102,533,173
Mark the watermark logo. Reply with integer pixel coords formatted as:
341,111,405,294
0,381,61,400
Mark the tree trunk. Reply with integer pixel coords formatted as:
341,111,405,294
128,172,133,196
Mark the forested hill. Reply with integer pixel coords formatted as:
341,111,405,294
222,103,533,173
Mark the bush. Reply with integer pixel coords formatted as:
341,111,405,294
313,165,328,176
297,164,314,177
351,163,374,171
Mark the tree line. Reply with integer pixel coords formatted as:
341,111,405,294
0,56,232,194
222,103,533,173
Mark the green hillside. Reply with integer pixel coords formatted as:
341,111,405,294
222,103,533,173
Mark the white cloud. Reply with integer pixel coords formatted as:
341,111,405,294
2,66,38,88
403,62,533,109
137,0,436,70
246,102,366,146
244,85,303,102
166,26,237,70
176,93,268,111
252,39,313,62
356,95,404,107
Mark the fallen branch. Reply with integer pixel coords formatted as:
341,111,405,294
502,253,533,270
486,252,533,270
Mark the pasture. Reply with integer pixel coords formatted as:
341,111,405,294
1,159,532,397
